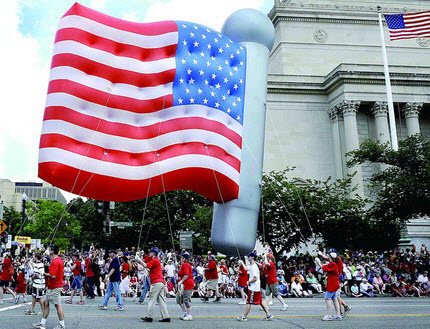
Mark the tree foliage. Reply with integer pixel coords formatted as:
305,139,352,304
347,134,430,222
2,206,21,236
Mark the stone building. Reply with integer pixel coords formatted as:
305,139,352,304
265,0,430,247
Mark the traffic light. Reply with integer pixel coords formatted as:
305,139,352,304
0,232,7,244
96,201,109,217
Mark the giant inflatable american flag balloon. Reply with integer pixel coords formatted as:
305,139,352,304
38,3,246,202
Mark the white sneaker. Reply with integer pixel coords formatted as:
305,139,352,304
322,315,333,321
238,301,246,305
0,300,4,305
236,316,248,322
333,315,343,321
53,325,66,329
268,301,273,306
183,315,193,321
281,304,288,311
32,323,46,329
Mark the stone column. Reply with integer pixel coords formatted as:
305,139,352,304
402,102,423,136
328,105,344,180
371,101,391,145
339,100,364,197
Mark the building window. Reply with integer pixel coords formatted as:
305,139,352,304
42,189,47,198
37,189,41,198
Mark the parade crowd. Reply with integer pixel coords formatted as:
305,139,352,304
1,245,429,328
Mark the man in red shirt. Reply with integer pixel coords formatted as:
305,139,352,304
263,254,288,311
203,252,221,303
33,245,66,329
0,252,17,304
315,250,342,321
65,254,84,305
137,247,170,323
177,253,195,321
84,252,96,299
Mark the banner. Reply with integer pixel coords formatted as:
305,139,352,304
15,236,31,244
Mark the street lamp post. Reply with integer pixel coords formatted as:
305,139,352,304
21,193,28,236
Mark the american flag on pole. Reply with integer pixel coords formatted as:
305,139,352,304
384,11,430,41
38,3,246,202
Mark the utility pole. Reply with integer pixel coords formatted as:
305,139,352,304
21,193,28,236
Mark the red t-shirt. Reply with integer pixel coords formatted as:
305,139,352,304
85,258,94,277
337,257,344,277
73,260,81,277
147,257,164,284
205,260,218,280
322,261,340,292
178,262,194,290
16,272,27,293
264,261,278,285
220,265,228,275
121,262,129,279
47,257,64,289
238,265,248,287
0,257,13,281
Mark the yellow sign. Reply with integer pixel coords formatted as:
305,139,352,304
0,220,7,234
15,236,31,244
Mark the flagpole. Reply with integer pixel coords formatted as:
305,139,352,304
377,6,399,151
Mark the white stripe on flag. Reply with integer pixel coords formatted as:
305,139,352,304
57,15,178,49
39,147,240,183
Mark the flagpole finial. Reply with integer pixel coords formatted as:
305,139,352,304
377,5,382,13
221,8,275,51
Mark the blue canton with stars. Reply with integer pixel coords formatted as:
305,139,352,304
172,21,246,125
384,14,406,29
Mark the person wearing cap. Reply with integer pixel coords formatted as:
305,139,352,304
359,278,374,297
203,252,221,303
65,254,84,305
237,253,273,322
315,251,342,321
98,250,124,311
263,254,288,311
138,247,171,323
177,253,194,321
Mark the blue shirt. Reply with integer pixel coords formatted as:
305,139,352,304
109,257,121,282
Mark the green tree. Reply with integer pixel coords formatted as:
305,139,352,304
24,200,81,249
347,134,430,222
2,205,21,236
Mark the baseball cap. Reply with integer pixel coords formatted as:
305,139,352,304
181,253,190,259
247,252,257,258
150,247,159,254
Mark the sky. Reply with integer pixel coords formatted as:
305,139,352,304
0,0,274,201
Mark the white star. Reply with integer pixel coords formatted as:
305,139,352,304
190,32,195,38
197,88,203,94
229,71,233,77
225,59,229,65
222,95,226,100
185,88,190,94
182,24,187,28
218,47,223,53
236,50,240,55
206,61,211,67
236,115,241,120
179,78,184,84
233,67,238,72
240,61,244,66
194,41,199,47
204,79,209,85
193,59,198,65
240,46,244,50
199,69,204,75
207,43,212,49
233,84,238,90
218,33,222,38
178,98,183,104
210,91,215,97
215,83,221,89
224,77,228,83
232,101,237,107
200,51,205,57
181,58,186,64
227,107,231,113
182,40,187,46
188,78,195,84
194,25,199,30
190,97,195,103
229,39,233,44
206,28,211,33
187,68,192,75
188,51,191,56
218,65,223,71
230,53,234,59
227,89,231,95
215,102,220,108
203,98,208,104
237,97,241,102
211,56,216,61
202,34,207,39
214,37,219,43
211,73,217,79
239,79,243,84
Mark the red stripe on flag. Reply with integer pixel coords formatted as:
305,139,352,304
43,106,242,148
47,80,173,114
38,162,238,202
51,53,176,88
39,134,241,172
390,31,430,40
390,26,430,33
54,28,178,62
404,15,430,23
63,3,177,36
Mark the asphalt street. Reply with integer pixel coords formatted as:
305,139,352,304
1,296,429,329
